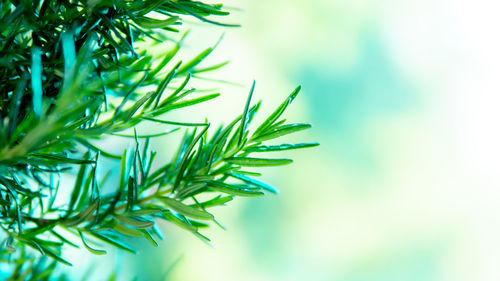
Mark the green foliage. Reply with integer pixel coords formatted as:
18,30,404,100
0,0,317,278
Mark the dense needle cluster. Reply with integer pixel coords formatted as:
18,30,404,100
0,0,317,279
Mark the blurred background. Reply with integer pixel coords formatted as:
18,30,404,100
65,0,500,280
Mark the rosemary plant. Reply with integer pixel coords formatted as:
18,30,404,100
0,0,317,279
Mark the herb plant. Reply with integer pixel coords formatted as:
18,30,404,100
0,0,317,279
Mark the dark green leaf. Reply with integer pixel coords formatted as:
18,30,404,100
193,195,233,208
224,157,293,167
162,210,198,232
177,47,213,75
112,222,144,237
238,81,255,146
114,214,154,229
229,173,279,194
252,123,312,142
207,181,264,197
161,197,213,220
89,232,136,254
245,142,319,152
133,16,179,28
253,86,301,136
79,231,107,255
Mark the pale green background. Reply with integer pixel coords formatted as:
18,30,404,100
64,0,500,280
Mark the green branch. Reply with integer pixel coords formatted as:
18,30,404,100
0,0,318,278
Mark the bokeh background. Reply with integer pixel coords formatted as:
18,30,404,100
64,0,500,280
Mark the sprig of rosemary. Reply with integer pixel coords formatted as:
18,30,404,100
0,0,317,279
